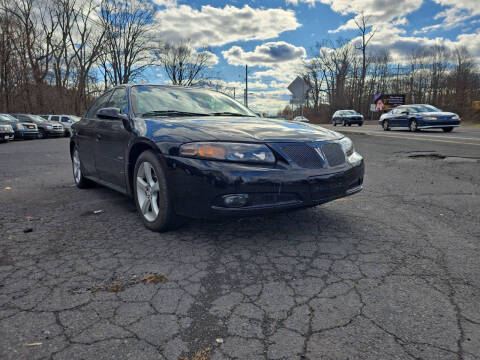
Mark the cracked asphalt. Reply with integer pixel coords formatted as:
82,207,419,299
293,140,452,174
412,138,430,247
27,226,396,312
0,133,479,360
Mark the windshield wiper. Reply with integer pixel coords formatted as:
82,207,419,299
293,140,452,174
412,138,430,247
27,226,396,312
209,112,255,117
141,110,210,117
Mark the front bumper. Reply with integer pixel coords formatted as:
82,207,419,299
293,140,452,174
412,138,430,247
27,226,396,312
45,129,65,137
15,129,39,139
164,156,364,219
418,119,461,129
0,131,14,141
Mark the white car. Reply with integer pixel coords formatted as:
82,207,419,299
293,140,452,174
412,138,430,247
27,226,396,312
41,115,81,136
293,116,309,123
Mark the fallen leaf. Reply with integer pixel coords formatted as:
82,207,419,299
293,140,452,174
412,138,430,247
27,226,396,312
141,274,168,284
107,282,124,292
192,348,210,360
24,342,42,347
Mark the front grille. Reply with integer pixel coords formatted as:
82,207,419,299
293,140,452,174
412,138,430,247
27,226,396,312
53,125,62,130
322,143,345,167
279,144,324,169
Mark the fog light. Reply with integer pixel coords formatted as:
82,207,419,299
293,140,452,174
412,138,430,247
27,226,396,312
223,194,248,208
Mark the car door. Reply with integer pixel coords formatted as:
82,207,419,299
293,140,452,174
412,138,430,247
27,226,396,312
394,107,409,128
78,91,113,178
94,87,131,191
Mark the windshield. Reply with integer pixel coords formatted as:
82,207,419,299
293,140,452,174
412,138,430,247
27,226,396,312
131,85,257,118
410,105,441,113
0,114,17,123
70,116,81,122
28,115,47,122
339,110,357,115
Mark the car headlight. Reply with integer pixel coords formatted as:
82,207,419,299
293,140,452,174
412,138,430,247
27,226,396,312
16,124,25,130
179,142,275,164
338,137,354,156
46,125,53,129
422,116,437,121
451,115,460,120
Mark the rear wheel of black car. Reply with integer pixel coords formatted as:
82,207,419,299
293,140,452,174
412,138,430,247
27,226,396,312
72,146,93,188
134,150,185,232
382,120,390,131
409,119,418,132
442,127,453,132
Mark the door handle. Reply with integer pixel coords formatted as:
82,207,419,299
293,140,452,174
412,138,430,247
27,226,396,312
96,134,101,141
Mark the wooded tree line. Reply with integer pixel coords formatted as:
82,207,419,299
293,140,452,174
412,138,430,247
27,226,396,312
0,0,211,115
292,39,480,122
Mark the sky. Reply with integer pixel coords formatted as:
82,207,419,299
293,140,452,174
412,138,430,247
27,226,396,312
147,0,480,113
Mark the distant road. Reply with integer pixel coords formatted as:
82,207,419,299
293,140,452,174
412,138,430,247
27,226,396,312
319,124,480,146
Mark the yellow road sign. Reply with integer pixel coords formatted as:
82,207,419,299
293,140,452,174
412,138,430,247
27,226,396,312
473,100,480,109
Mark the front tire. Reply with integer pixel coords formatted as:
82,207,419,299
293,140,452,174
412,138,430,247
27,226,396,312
134,151,185,232
442,127,453,132
38,129,46,139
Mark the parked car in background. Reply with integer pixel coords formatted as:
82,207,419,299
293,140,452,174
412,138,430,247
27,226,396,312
70,84,364,232
332,110,364,126
0,116,14,142
1,113,38,139
293,116,309,123
11,114,64,138
379,104,461,132
42,115,81,136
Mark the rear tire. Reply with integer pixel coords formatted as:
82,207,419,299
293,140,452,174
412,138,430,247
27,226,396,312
409,119,418,132
134,150,186,232
442,127,453,132
72,146,93,188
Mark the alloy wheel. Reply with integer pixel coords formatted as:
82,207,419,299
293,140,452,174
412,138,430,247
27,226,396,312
383,121,389,131
136,161,160,222
410,120,417,132
73,150,81,184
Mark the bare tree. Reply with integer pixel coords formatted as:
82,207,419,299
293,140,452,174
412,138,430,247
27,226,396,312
354,12,376,112
99,0,154,85
156,41,212,86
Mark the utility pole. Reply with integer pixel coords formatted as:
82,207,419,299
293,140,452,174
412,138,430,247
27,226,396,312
245,65,248,108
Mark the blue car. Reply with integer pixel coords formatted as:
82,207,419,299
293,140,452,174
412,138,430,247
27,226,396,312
379,104,461,132
0,113,39,139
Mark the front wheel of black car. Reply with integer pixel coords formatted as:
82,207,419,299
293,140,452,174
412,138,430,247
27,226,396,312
134,151,185,232
72,146,93,188
38,129,46,139
442,127,454,132
382,121,390,131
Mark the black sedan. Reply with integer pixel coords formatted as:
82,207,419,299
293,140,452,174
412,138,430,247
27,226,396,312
10,114,64,138
71,85,364,231
332,110,364,126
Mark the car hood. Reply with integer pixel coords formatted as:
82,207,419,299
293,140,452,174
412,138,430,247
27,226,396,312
141,116,343,143
418,111,457,117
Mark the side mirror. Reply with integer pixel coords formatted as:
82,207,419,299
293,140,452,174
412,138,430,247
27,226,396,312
96,108,132,131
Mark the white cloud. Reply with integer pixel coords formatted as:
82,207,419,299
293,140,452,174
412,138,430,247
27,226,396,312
222,41,306,66
416,0,480,33
153,5,300,47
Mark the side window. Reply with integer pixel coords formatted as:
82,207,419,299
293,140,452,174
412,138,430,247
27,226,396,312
392,108,401,114
61,116,69,123
51,116,59,121
106,88,128,114
86,91,113,119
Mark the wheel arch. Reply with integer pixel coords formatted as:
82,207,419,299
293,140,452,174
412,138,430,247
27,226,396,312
126,140,161,197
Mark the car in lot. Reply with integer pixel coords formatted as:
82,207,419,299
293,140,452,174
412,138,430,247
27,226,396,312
293,116,309,123
70,85,364,231
332,110,364,126
0,113,39,139
379,104,461,132
11,114,64,138
41,115,80,136
0,119,14,142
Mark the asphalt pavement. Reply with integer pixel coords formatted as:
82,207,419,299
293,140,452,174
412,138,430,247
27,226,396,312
1,133,479,359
